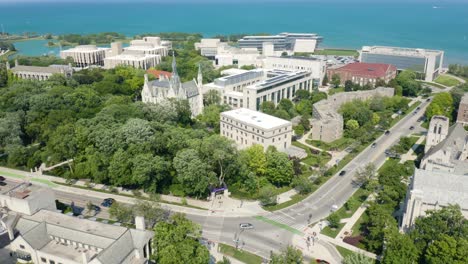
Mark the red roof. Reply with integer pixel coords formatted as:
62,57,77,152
334,63,397,78
147,69,172,79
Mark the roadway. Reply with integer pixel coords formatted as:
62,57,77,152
0,98,430,260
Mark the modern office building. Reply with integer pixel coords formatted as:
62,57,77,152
203,69,314,111
141,54,204,117
359,46,444,82
220,108,292,151
60,45,109,67
311,87,394,142
326,62,397,86
457,94,468,125
238,32,323,53
0,182,154,264
263,56,327,87
400,168,468,231
6,60,73,81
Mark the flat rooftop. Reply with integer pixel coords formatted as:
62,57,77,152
251,69,309,90
61,45,109,52
0,181,46,199
41,239,98,263
214,69,264,87
268,55,323,61
362,45,443,57
221,108,291,130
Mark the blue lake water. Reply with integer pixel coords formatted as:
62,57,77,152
1,2,468,64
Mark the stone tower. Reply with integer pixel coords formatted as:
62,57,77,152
425,115,450,153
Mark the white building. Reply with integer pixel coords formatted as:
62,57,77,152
359,46,444,82
262,56,327,87
220,108,292,151
401,168,468,231
0,182,153,264
194,38,221,57
203,69,314,111
141,54,204,117
214,42,263,68
60,45,109,67
238,32,322,53
7,60,73,81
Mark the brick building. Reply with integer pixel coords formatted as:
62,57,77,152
327,62,397,86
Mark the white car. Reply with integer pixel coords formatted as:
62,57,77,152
239,223,254,229
331,205,339,212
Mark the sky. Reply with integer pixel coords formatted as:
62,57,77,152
0,0,465,3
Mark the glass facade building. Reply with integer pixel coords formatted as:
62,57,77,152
361,53,426,73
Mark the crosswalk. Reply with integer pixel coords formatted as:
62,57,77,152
264,212,307,231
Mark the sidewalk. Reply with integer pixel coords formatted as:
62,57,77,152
0,166,264,217
399,135,425,164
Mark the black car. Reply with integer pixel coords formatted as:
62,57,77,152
371,143,377,148
101,198,115,207
409,126,415,130
0,176,5,181
427,98,431,102
0,182,6,186
385,130,390,135
339,170,346,176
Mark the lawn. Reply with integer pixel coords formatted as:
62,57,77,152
328,87,345,95
335,245,355,259
263,193,309,212
307,138,355,151
291,141,331,167
218,243,264,264
434,75,461,87
418,80,446,89
313,49,359,57
321,223,345,238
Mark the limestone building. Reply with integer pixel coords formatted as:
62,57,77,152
457,93,468,125
7,60,73,81
214,42,263,68
0,183,153,264
141,54,204,117
195,38,221,57
60,45,108,67
220,108,292,151
311,87,395,142
420,116,468,175
400,168,468,231
203,68,314,111
262,56,327,87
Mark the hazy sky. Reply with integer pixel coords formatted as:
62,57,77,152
0,0,464,3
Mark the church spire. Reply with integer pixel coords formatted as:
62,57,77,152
171,50,178,77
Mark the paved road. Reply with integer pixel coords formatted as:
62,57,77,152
0,99,429,260
264,99,429,229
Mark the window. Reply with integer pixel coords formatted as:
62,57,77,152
20,245,25,249
41,257,47,263
49,261,55,264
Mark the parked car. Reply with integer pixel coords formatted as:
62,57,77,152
316,260,330,264
339,170,346,176
385,130,390,135
239,223,254,229
93,205,101,212
101,198,115,207
427,98,431,102
409,126,415,130
0,182,6,186
371,143,377,148
0,176,5,181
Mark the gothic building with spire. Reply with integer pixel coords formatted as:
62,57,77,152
141,53,204,117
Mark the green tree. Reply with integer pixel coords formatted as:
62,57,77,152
153,213,209,264
327,212,340,228
322,74,328,86
342,252,374,264
382,227,419,264
270,245,303,264
109,202,134,223
292,175,313,194
295,89,310,100
346,119,360,131
344,80,353,92
266,150,294,186
310,91,328,104
133,200,168,228
242,144,267,177
425,235,468,264
204,89,221,106
295,100,313,115
300,114,311,131
0,62,8,87
425,92,453,121
273,109,291,120
173,149,217,197
258,185,277,206
331,73,341,88
260,101,276,115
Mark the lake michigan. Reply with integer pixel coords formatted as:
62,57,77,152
1,1,468,64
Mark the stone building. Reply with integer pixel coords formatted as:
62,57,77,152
311,87,395,142
326,62,397,86
220,108,292,151
60,45,108,67
141,53,204,117
420,117,468,175
457,93,468,125
7,60,73,81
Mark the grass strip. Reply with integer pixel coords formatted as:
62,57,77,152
254,216,303,235
218,243,263,264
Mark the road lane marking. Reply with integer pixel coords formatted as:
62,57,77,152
254,216,303,235
278,211,296,220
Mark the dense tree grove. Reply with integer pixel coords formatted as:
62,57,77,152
388,70,422,97
448,64,468,78
0,41,16,51
57,32,126,45
425,92,454,121
0,60,295,198
9,55,75,67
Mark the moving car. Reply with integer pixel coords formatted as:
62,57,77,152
371,143,377,148
339,170,346,176
0,182,6,186
409,126,415,130
239,223,254,229
385,130,390,135
0,176,5,181
101,198,115,207
316,260,330,264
